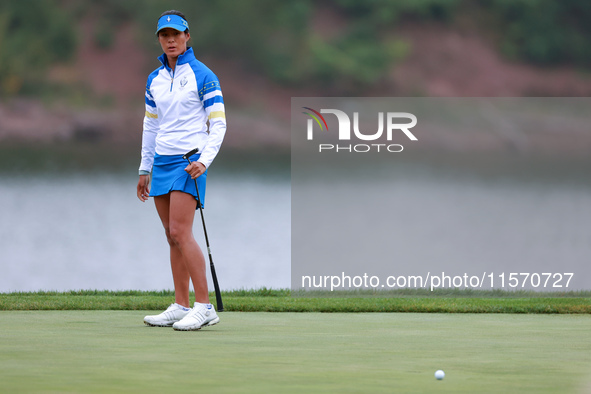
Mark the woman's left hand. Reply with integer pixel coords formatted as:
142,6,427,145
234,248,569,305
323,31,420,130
185,161,206,179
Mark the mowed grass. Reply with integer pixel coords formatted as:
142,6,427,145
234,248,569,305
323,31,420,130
1,311,590,393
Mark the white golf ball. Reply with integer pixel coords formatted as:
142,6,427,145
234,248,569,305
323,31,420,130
435,370,445,380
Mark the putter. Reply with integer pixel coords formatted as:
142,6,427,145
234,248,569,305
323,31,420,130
182,147,224,312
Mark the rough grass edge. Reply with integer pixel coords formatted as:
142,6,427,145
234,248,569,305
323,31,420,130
1,288,590,313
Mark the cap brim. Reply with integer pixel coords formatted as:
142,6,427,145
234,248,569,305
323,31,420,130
155,24,186,34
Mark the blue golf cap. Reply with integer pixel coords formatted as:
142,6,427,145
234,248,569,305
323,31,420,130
156,14,189,34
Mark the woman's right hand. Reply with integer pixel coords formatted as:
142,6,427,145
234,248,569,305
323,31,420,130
137,175,150,202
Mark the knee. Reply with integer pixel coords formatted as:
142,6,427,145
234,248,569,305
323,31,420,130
168,224,190,247
163,227,175,246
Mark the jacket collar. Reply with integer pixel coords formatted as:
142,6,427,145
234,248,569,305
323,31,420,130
158,47,195,70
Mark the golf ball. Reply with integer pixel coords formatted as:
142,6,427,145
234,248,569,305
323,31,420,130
435,370,445,380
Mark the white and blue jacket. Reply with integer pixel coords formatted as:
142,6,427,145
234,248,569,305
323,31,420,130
139,47,226,173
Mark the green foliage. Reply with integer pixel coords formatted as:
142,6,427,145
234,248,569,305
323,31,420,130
3,0,591,98
305,27,408,90
485,0,591,66
0,0,77,96
127,0,591,84
121,0,459,91
333,0,459,24
93,20,115,49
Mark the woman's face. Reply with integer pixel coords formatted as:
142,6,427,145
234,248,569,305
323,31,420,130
158,27,190,59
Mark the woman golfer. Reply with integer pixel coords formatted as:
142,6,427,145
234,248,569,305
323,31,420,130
137,10,226,330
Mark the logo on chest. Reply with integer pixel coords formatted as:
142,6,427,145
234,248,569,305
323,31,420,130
179,76,188,90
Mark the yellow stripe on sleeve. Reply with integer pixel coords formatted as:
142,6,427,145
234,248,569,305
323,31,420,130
208,111,226,120
145,111,158,119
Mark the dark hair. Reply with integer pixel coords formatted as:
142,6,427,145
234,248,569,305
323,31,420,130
158,10,189,33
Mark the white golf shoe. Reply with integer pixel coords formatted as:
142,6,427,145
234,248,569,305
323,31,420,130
144,303,191,327
172,302,219,331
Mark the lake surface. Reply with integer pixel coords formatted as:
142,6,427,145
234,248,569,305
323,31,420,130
1,150,590,292
292,153,591,292
0,169,291,292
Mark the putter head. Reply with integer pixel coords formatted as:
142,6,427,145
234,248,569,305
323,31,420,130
182,147,200,161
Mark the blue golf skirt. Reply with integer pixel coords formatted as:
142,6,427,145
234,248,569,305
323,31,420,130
150,153,207,209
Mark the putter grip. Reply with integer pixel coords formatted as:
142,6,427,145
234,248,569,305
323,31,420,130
182,147,200,161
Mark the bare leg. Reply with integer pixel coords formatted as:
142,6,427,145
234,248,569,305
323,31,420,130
154,194,190,307
154,192,210,306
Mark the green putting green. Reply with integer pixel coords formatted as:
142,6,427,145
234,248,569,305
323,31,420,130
1,311,590,393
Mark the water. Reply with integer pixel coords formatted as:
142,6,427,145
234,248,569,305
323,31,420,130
0,170,291,292
1,151,590,292
291,154,591,291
